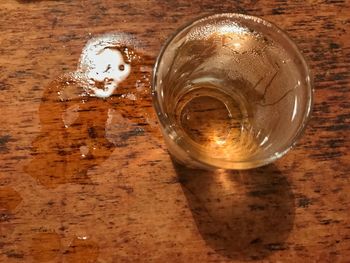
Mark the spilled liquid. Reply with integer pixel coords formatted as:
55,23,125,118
25,34,155,188
25,76,116,187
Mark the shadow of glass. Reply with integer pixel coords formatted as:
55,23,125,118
173,161,295,261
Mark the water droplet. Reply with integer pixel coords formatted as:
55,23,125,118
125,93,136,101
140,65,151,72
135,80,146,92
80,145,89,158
62,104,80,128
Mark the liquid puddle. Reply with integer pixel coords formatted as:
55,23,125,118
25,33,155,188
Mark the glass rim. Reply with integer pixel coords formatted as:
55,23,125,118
152,13,314,169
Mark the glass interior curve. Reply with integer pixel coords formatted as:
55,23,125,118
152,13,313,169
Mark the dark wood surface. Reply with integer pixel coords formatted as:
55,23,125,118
0,0,349,262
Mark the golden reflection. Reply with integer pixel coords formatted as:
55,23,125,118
214,169,237,192
213,135,227,146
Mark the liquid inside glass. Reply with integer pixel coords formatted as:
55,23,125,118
154,14,312,169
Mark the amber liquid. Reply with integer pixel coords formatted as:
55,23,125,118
161,32,301,164
25,35,155,188
173,79,257,161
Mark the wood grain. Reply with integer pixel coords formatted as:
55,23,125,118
0,0,349,262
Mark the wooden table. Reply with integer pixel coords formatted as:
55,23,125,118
0,0,349,262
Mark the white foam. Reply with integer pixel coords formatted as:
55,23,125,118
77,34,135,98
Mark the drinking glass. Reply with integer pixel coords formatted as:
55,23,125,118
152,13,313,169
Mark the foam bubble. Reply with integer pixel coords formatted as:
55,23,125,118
77,33,138,98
